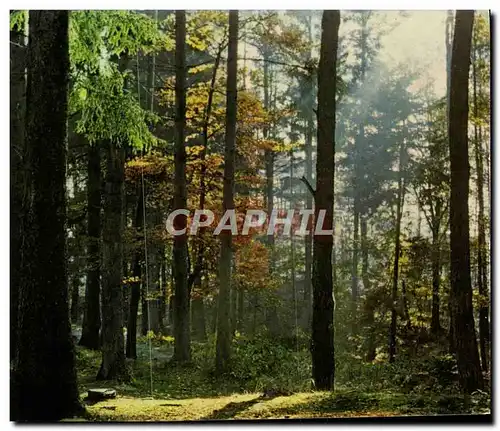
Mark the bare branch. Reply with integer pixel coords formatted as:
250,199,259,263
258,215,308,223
300,176,316,198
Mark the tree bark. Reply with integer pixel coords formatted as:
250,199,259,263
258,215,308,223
215,10,238,375
448,10,483,393
12,11,82,421
311,10,340,391
96,141,128,381
10,10,27,361
172,10,191,363
80,143,102,349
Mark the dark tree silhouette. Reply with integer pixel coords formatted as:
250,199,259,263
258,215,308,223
12,10,82,421
311,9,340,390
448,9,483,393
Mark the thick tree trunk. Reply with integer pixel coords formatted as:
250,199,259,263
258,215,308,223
172,10,191,363
448,10,483,393
311,10,340,391
12,11,82,421
80,143,102,349
215,10,238,375
97,141,128,381
10,11,27,361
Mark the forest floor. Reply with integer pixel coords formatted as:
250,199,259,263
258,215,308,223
70,335,491,422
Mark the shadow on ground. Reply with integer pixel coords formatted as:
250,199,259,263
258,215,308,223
203,394,277,420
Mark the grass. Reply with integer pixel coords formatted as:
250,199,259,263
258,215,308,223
72,338,491,422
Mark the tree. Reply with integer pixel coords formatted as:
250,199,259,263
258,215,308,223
471,13,490,372
215,10,238,375
388,123,406,363
79,142,102,349
96,52,131,380
311,9,340,391
172,10,191,363
448,10,483,393
10,10,27,361
12,10,82,421
97,139,128,380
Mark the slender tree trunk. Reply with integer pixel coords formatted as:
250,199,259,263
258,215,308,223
303,16,314,329
80,143,102,349
361,216,376,360
445,10,455,351
472,27,489,373
448,10,483,393
146,207,161,333
215,10,238,375
172,10,191,363
360,216,369,293
12,11,82,420
97,141,128,381
10,11,27,361
351,19,367,332
159,249,167,333
311,10,340,391
126,185,144,359
430,225,441,334
388,130,406,363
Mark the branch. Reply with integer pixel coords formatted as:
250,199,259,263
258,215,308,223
300,176,316,198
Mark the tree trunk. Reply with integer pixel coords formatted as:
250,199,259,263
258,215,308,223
302,15,314,330
80,143,102,350
388,128,406,363
311,10,340,391
10,10,27,361
472,26,489,373
172,10,191,363
12,11,82,421
215,10,238,375
448,10,483,393
361,216,376,361
430,226,441,334
445,9,455,351
96,141,128,381
159,249,167,333
126,185,144,359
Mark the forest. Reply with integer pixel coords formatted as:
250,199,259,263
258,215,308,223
10,9,491,422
